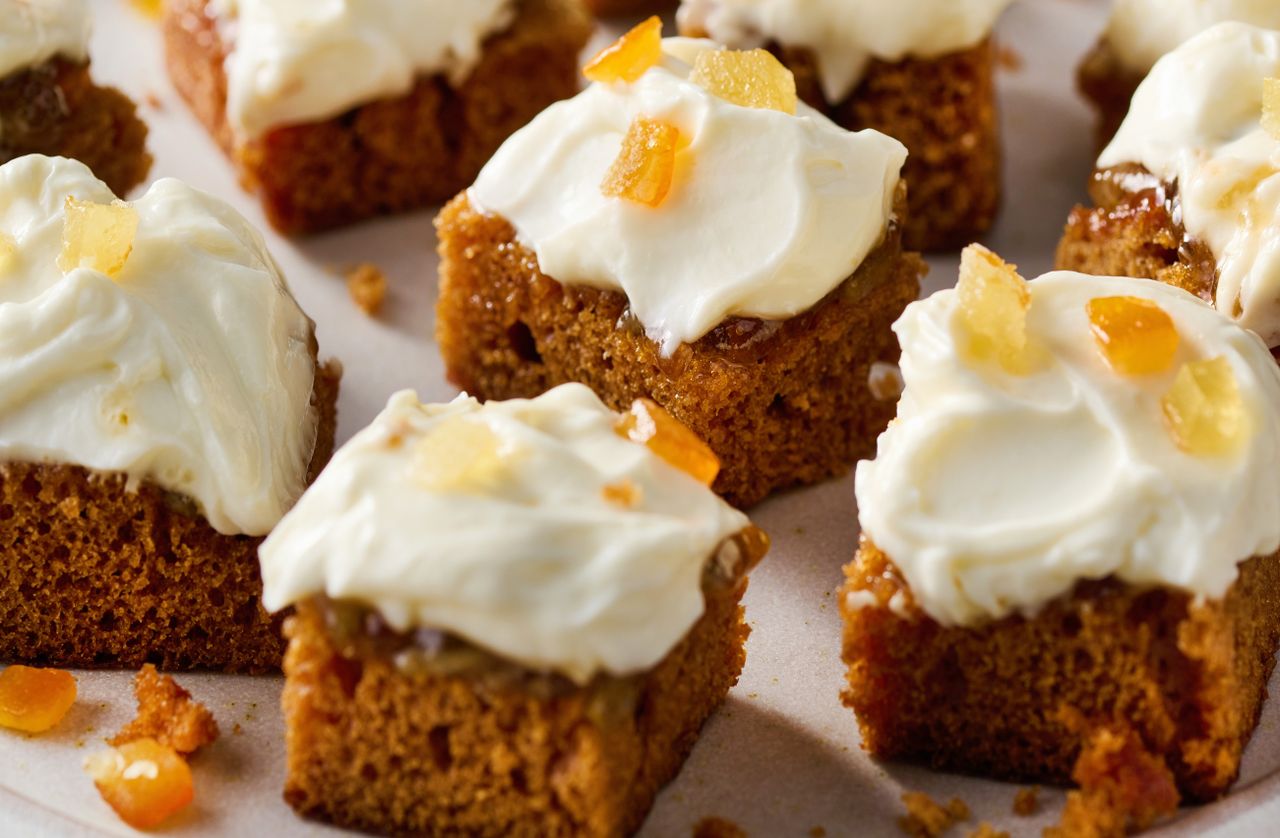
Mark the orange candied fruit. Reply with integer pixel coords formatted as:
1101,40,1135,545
584,16,663,84
85,738,194,830
57,196,139,278
954,244,1033,375
614,399,720,486
1161,356,1250,457
0,665,77,733
1264,78,1280,140
690,48,798,114
601,118,681,208
1086,296,1180,376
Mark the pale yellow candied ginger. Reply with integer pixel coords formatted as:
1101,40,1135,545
58,197,139,278
413,418,508,493
85,738,194,830
584,16,663,84
1086,296,1180,376
0,232,15,275
1161,356,1249,457
954,244,1033,374
0,665,77,733
601,118,681,208
1264,78,1280,140
690,49,798,115
614,399,720,486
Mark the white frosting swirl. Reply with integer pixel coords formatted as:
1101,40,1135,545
1102,0,1280,76
211,0,516,139
0,155,318,536
856,272,1280,627
259,384,751,684
1100,22,1280,347
0,0,89,79
470,38,907,356
676,0,1015,102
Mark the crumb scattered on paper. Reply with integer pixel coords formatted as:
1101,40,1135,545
967,823,1008,838
809,827,826,837
1012,786,1039,816
109,664,218,756
346,263,387,317
899,791,969,838
693,816,747,838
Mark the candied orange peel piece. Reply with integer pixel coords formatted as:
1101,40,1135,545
602,118,681,208
1264,78,1280,140
584,16,663,84
0,665,77,733
58,196,139,278
690,48,798,114
85,738,194,830
413,418,508,493
1162,356,1250,456
1086,296,1180,376
954,244,1034,375
614,399,719,486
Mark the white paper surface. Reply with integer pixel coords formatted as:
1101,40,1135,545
3,1,1279,835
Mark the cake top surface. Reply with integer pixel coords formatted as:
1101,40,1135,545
1101,22,1280,348
1102,0,1280,76
855,249,1280,627
259,383,753,684
470,34,907,356
0,0,90,79
0,155,318,536
676,0,1016,102
209,0,515,139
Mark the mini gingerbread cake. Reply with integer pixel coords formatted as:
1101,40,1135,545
0,0,151,195
843,247,1280,833
162,0,591,234
260,384,767,836
1077,0,1280,147
1060,22,1280,353
0,155,340,673
677,0,1015,251
437,28,924,507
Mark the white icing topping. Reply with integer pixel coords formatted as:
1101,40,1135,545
259,384,751,684
856,272,1280,627
0,155,318,536
676,0,1015,103
1102,0,1280,76
211,0,516,139
0,0,90,79
470,38,906,356
1101,22,1280,347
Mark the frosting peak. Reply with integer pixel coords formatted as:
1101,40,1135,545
1102,0,1280,77
0,0,90,79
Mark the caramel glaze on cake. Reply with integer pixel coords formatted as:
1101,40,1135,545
436,192,925,508
841,536,1280,805
162,0,592,235
280,536,758,837
0,58,151,196
0,361,340,674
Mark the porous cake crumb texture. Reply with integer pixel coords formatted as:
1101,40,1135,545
110,664,219,755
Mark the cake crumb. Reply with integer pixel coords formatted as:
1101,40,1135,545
809,827,827,837
899,791,969,837
693,816,746,838
345,263,387,317
967,824,1008,838
995,43,1023,72
109,664,218,756
1013,786,1040,816
144,91,164,111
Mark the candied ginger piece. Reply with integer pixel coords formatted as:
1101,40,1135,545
1264,78,1280,140
1086,296,1179,375
602,118,681,208
85,738,194,830
690,49,798,114
584,16,663,83
1162,357,1249,456
954,244,1033,374
614,399,719,486
110,665,219,756
0,665,76,733
58,196,139,278
414,418,507,493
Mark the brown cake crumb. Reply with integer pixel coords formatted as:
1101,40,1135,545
109,664,219,756
1013,786,1040,816
968,824,1008,838
809,827,827,838
693,816,747,838
899,791,969,838
345,263,387,317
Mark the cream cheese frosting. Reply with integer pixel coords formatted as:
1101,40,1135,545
855,271,1280,627
0,155,318,536
470,37,907,356
1100,22,1280,347
259,384,751,684
211,0,516,139
0,0,90,80
676,0,1016,103
1102,0,1280,77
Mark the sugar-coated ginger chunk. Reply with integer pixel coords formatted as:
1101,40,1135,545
690,48,798,114
58,196,139,278
0,665,77,733
954,244,1033,375
85,738,194,830
584,16,663,84
1264,78,1280,140
1086,296,1180,376
110,665,219,756
1162,356,1249,456
602,118,681,208
0,231,15,274
614,399,719,486
413,418,507,493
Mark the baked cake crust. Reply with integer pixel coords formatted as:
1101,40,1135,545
162,0,592,235
0,361,341,674
435,193,924,508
